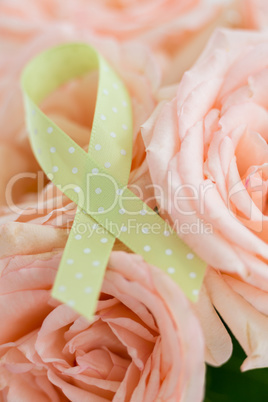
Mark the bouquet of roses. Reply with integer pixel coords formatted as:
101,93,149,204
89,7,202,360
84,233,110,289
0,0,268,401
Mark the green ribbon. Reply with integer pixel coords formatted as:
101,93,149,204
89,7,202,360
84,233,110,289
21,43,206,320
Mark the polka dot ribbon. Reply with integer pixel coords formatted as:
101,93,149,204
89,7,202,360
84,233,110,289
21,43,206,320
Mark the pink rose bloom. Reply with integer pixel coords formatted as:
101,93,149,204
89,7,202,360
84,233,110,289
0,0,244,85
0,251,205,401
142,28,268,369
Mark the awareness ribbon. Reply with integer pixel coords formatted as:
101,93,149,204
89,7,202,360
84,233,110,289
21,43,206,320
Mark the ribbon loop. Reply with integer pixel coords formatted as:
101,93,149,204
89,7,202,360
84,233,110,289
21,43,206,320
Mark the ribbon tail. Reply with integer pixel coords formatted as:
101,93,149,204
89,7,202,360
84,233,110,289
52,209,115,319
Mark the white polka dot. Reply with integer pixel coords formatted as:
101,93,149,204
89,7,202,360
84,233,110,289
187,253,194,260
84,248,91,254
95,144,101,151
47,126,53,134
72,167,78,174
163,231,170,237
192,289,199,296
112,107,118,113
110,132,116,138
38,148,41,155
95,187,102,194
140,209,147,216
50,147,56,153
116,189,123,195
113,83,118,89
167,267,175,274
67,259,74,265
119,208,125,215
103,65,109,72
69,147,75,154
74,187,81,193
67,300,75,307
122,100,127,107
104,162,111,168
101,237,108,243
75,272,83,279
122,124,127,130
165,249,173,255
121,225,127,232
52,166,58,173
142,227,149,234
98,207,104,213
144,245,151,252
92,223,99,230
75,234,82,240
85,286,93,294
101,114,106,121
92,168,99,174
32,109,36,115
93,260,100,266
103,89,109,95
34,128,38,135
120,149,126,156
189,272,197,279
58,285,66,292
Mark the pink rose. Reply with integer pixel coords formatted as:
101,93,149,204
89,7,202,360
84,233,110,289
0,251,205,401
142,28,268,368
0,0,244,85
